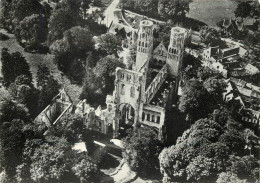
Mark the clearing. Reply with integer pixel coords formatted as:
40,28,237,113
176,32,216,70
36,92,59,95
187,0,239,27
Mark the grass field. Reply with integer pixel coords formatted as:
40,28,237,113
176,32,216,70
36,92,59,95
0,29,82,103
187,0,239,27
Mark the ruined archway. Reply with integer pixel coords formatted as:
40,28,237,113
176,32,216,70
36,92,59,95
116,103,135,138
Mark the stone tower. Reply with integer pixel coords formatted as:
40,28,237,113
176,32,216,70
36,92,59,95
135,20,154,72
166,27,186,77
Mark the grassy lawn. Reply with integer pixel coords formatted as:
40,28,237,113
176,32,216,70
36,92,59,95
0,29,82,104
187,0,238,27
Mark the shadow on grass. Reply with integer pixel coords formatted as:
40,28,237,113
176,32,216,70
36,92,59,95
100,154,120,170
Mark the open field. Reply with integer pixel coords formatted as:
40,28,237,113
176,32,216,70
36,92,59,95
0,29,82,103
187,0,239,27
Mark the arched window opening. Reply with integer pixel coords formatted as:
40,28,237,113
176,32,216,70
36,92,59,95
121,84,125,95
147,113,150,121
151,115,155,122
157,116,160,123
142,112,145,121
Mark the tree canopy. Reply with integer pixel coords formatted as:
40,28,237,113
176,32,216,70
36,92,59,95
81,55,125,105
1,48,32,87
96,33,123,57
235,1,252,18
15,14,48,46
48,0,83,44
159,111,259,182
36,65,60,111
158,0,191,22
123,127,163,177
179,79,215,122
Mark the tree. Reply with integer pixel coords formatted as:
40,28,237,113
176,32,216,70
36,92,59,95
0,98,30,126
159,113,259,182
197,66,221,81
217,172,247,183
179,79,214,122
36,65,60,111
121,0,159,17
1,48,32,87
8,75,39,117
96,33,123,57
182,53,202,71
81,55,125,105
72,156,99,183
0,120,28,179
204,77,227,105
48,0,83,44
30,136,73,182
122,127,163,177
50,26,94,83
0,0,48,33
29,136,99,183
199,26,226,47
15,14,48,46
235,1,252,18
158,0,191,22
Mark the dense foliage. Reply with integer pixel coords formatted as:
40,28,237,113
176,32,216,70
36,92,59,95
123,127,163,177
81,55,125,105
36,65,60,112
1,48,32,87
159,109,259,182
120,0,191,21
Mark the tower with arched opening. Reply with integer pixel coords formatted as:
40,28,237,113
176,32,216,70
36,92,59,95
135,20,154,72
167,27,186,77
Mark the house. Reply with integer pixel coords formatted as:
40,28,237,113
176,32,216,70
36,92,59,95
244,64,260,75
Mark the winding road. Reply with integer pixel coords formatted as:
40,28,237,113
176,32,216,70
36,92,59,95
104,0,120,27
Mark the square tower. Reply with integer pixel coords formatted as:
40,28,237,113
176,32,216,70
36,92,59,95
166,27,186,77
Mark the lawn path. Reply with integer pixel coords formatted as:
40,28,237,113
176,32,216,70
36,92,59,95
0,29,82,103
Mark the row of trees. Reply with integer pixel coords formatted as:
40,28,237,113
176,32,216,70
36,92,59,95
120,0,191,23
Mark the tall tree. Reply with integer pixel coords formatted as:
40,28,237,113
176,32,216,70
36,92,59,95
36,65,60,111
50,26,94,83
123,127,163,177
0,120,28,179
235,1,252,18
48,0,83,44
1,48,32,87
8,75,39,117
15,14,48,46
81,55,125,105
179,79,214,122
96,33,123,57
0,98,30,126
